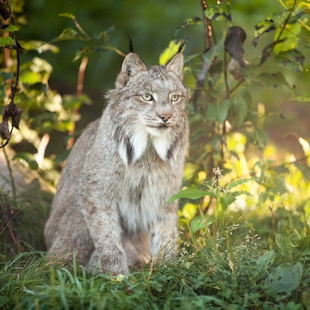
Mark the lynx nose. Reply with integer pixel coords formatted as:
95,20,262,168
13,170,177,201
158,113,171,122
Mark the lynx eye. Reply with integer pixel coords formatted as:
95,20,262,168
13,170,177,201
141,94,153,101
171,94,180,102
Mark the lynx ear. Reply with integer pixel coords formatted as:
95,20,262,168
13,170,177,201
165,53,184,81
115,53,146,88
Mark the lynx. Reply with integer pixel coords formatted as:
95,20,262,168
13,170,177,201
44,49,189,274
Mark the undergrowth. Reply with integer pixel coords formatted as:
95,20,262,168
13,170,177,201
1,199,310,310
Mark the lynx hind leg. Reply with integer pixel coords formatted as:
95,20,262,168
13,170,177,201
46,215,94,266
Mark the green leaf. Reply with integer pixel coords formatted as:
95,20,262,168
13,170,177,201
274,23,301,54
231,96,248,126
220,193,236,210
97,26,114,44
0,24,18,32
275,49,305,71
226,178,252,190
168,188,216,204
13,152,39,170
19,71,41,85
190,215,216,234
272,177,287,195
53,28,84,42
73,47,92,62
0,36,13,47
202,41,224,65
220,191,251,210
19,40,59,53
297,235,310,249
254,71,290,89
265,262,303,297
295,94,310,102
252,11,290,47
175,16,202,34
205,4,231,22
253,126,269,149
251,250,276,279
59,13,75,19
294,163,310,182
207,99,231,123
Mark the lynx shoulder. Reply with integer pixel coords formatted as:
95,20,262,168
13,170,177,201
44,51,189,274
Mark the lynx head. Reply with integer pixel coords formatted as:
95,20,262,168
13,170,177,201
107,52,188,165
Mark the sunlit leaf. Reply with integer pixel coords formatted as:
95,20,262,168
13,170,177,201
205,4,231,22
252,10,290,46
226,178,252,190
168,188,216,204
275,49,305,71
182,203,197,220
0,36,13,47
274,23,301,54
0,24,18,32
265,262,303,297
19,71,40,85
159,40,182,65
220,191,251,210
19,40,59,53
59,13,75,19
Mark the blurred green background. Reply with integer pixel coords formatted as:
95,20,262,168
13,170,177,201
5,0,308,168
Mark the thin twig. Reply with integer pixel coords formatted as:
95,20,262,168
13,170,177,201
67,56,89,149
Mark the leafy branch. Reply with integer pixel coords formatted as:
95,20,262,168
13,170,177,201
0,0,23,148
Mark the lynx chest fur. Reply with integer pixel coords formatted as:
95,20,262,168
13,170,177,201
44,51,189,274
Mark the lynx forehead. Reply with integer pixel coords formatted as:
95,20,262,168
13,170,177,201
44,50,189,274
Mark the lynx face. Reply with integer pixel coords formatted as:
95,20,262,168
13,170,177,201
109,53,187,164
125,68,187,136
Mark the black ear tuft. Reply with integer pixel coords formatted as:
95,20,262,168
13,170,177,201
127,34,134,53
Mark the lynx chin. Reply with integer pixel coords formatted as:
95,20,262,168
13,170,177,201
44,50,189,274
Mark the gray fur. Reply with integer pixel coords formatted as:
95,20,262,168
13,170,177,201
44,52,189,274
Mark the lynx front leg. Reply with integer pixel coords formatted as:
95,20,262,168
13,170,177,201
150,202,179,262
85,207,129,274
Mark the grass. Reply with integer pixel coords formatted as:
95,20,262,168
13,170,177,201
1,162,310,309
1,199,310,309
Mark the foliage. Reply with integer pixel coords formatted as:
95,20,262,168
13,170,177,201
1,0,310,309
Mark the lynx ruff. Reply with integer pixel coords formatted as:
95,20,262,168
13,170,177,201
44,51,189,274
